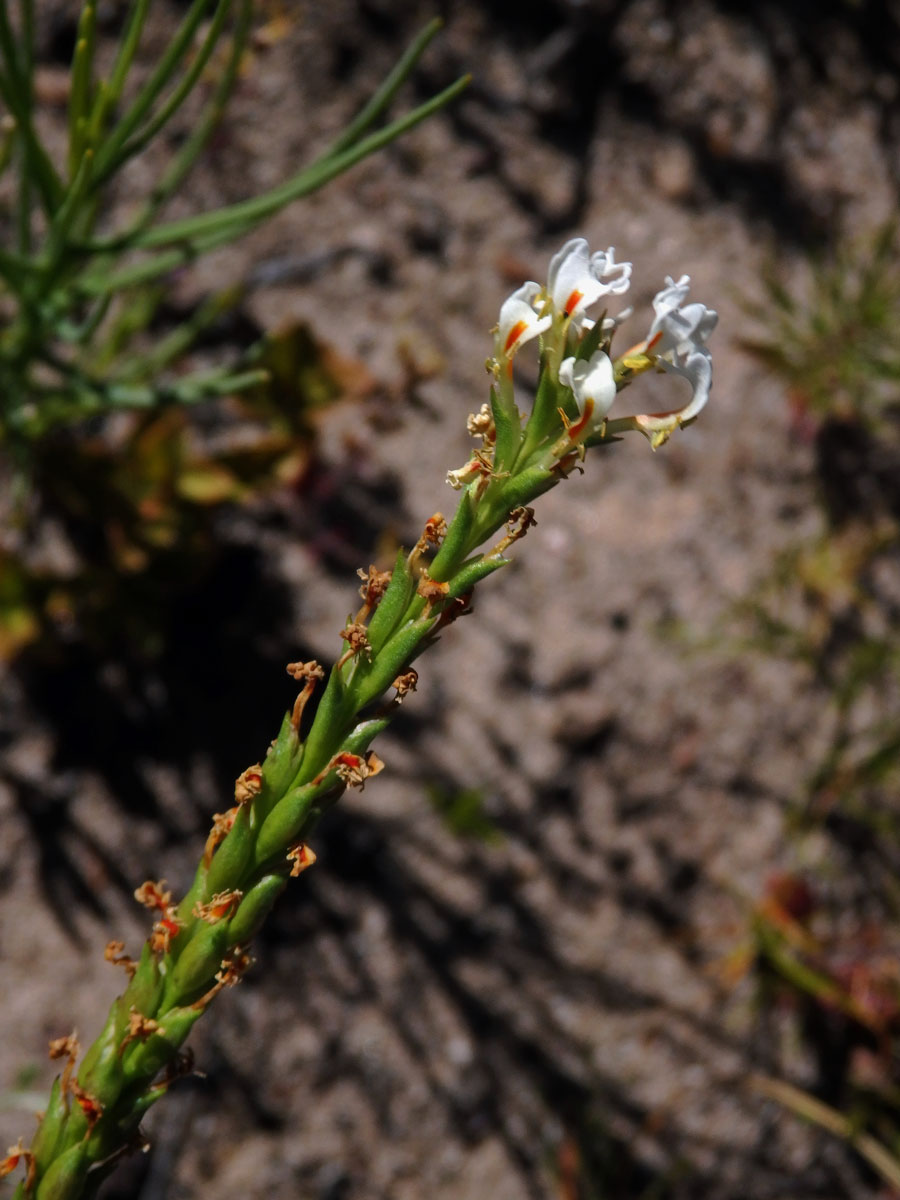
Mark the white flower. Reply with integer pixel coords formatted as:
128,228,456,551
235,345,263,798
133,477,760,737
496,281,551,358
546,238,632,328
650,275,718,365
634,275,717,442
558,350,617,440
649,275,691,335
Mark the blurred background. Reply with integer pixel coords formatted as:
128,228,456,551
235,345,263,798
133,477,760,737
3,1,900,1196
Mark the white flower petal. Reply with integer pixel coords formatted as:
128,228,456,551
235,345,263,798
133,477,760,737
650,275,691,332
547,238,632,325
497,281,551,357
657,348,713,425
547,238,591,312
559,350,616,435
558,355,578,391
628,343,713,447
637,274,717,437
589,247,632,297
654,303,717,359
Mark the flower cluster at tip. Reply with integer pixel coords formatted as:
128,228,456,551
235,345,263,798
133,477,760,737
503,237,715,442
450,237,717,491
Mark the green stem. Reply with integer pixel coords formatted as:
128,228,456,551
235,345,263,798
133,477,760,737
101,71,470,257
112,0,252,245
11,384,583,1197
0,9,63,215
114,0,234,166
85,0,150,146
16,0,34,249
91,0,216,185
73,72,469,298
327,16,445,156
68,4,97,176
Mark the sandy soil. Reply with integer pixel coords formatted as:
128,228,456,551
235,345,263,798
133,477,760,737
2,2,900,1197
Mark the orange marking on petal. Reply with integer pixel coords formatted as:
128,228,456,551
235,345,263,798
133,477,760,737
568,398,593,440
645,330,663,352
563,289,584,317
504,320,528,353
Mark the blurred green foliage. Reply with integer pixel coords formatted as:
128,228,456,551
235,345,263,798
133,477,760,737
743,223,900,425
0,1,463,454
0,3,465,660
737,223,900,1184
732,872,900,1193
426,783,502,843
1,320,366,659
742,222,900,833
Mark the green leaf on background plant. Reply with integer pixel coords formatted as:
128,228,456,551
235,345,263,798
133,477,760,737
743,221,900,426
175,461,243,505
246,320,376,428
426,783,501,843
0,553,41,657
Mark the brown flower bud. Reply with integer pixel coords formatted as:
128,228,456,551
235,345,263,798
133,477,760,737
193,889,243,925
0,1140,35,1188
234,764,263,805
422,513,448,546
392,670,418,699
417,574,450,614
104,940,137,978
48,1033,80,1099
286,659,325,683
335,750,385,790
119,1008,164,1053
357,565,393,611
336,622,371,670
286,842,317,877
70,1082,103,1130
134,880,172,912
466,403,494,441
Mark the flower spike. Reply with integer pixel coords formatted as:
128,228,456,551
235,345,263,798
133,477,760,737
14,233,714,1200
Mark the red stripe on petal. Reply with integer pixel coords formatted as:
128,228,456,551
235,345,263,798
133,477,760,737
563,289,584,318
568,398,593,440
